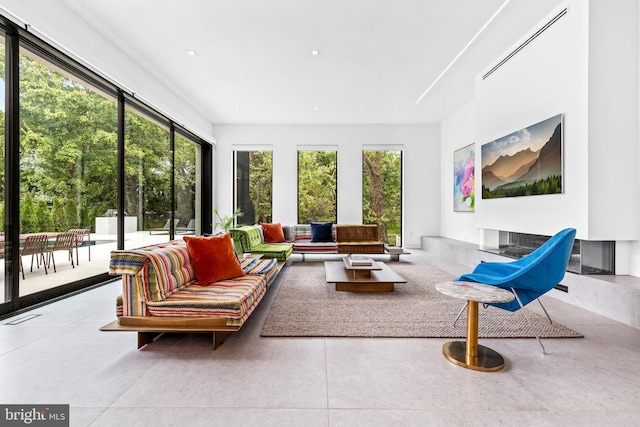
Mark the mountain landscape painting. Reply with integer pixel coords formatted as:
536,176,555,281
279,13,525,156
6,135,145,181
481,114,562,199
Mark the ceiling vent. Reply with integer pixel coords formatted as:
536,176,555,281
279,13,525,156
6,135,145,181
482,7,568,80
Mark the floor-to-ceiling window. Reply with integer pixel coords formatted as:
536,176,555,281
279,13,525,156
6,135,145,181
234,148,273,225
175,133,200,235
363,148,403,245
0,18,212,317
297,147,337,223
16,47,118,296
123,107,171,249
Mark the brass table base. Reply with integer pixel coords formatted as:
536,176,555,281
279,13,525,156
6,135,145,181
435,284,514,373
442,341,505,372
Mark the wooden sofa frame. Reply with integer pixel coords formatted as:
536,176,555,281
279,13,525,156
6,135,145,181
102,241,284,350
101,316,239,350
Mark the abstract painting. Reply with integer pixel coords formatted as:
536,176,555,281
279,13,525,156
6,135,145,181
453,143,475,212
481,114,562,199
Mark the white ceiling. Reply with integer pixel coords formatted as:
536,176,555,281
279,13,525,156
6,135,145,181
36,0,563,124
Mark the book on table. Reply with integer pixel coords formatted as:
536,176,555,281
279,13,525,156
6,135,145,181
348,255,373,266
385,245,404,253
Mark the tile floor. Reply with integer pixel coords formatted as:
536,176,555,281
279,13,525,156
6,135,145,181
1,249,639,426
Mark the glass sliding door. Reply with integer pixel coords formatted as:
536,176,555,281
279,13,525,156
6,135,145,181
362,149,403,245
124,107,171,248
174,134,200,236
0,22,212,317
234,149,273,225
16,47,118,295
297,148,337,223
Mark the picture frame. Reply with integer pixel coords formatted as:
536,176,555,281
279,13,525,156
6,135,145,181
453,143,475,212
481,114,563,199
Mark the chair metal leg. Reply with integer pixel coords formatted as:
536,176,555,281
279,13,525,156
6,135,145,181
453,302,468,327
48,251,57,273
511,288,546,355
537,298,553,325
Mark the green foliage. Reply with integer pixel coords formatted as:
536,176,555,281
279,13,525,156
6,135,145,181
17,51,119,231
36,199,54,232
124,110,172,229
298,151,337,223
214,208,243,232
249,151,273,223
20,194,39,233
0,202,4,230
174,135,197,226
482,175,562,199
7,51,198,234
363,151,402,243
65,198,79,229
51,197,66,232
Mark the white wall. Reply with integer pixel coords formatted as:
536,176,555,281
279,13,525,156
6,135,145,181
440,101,479,244
213,124,440,248
474,2,591,240
440,0,640,275
442,0,639,242
586,0,639,240
628,0,640,277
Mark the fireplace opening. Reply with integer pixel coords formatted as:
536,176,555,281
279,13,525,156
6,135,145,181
481,231,615,275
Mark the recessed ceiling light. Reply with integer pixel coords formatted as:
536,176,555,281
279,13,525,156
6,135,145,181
186,50,198,56
234,107,240,111
314,106,319,111
311,50,319,56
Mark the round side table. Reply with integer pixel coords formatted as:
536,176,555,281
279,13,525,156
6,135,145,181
436,281,515,372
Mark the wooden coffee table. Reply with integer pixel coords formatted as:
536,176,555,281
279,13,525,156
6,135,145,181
324,259,406,292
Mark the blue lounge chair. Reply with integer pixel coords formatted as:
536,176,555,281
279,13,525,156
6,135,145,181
454,228,577,354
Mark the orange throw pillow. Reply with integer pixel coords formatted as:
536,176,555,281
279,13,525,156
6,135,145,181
261,222,286,243
183,234,245,283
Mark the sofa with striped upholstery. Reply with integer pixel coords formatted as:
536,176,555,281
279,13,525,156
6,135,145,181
285,224,384,258
286,224,339,258
101,240,282,350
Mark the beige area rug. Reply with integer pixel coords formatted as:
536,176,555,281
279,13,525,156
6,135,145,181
261,262,583,339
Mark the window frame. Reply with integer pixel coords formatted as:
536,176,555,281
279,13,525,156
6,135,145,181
0,16,213,318
296,146,338,224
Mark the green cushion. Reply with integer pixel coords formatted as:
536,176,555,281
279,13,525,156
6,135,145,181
229,225,263,252
252,243,293,261
229,226,292,260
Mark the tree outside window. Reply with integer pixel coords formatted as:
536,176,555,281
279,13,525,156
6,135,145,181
298,150,337,224
234,150,272,224
363,150,402,245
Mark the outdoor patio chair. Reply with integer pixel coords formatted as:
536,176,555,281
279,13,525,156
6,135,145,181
176,219,196,235
149,218,180,235
69,228,91,264
45,232,76,272
453,228,577,354
20,234,49,279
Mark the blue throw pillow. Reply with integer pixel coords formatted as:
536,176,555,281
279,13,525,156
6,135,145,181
310,222,334,242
